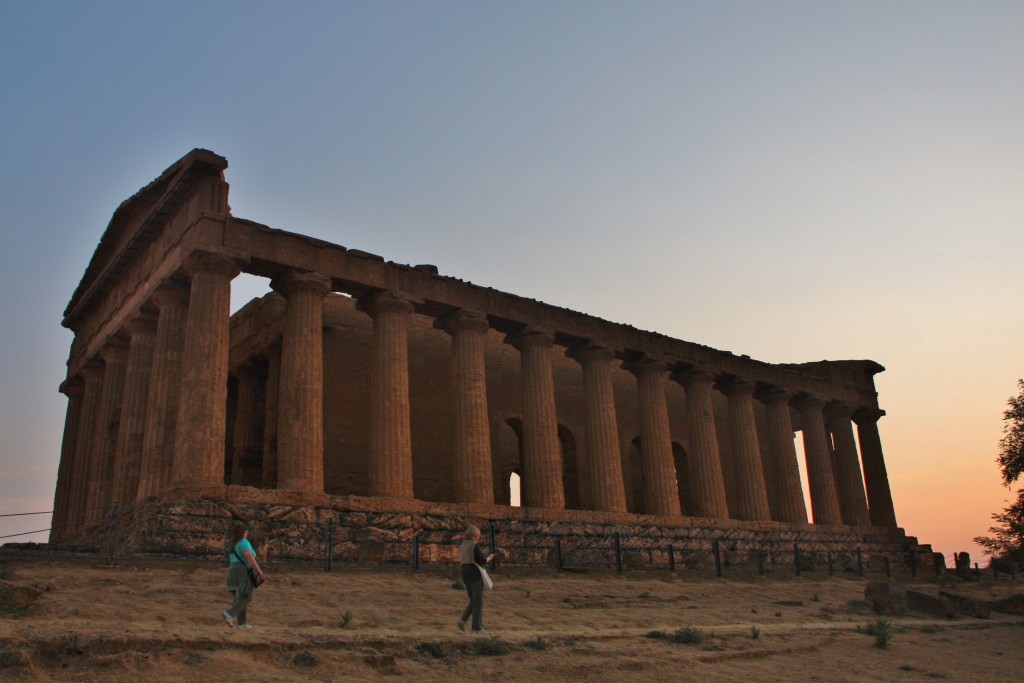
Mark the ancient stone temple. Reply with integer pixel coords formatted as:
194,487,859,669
50,149,923,566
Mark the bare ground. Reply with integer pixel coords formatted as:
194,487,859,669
1,555,1022,682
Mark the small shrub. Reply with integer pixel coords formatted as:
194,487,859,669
865,618,892,649
671,626,704,645
340,610,352,628
812,593,820,602
645,630,668,640
417,642,444,659
751,607,758,613
751,626,760,640
451,581,464,590
526,635,548,651
774,611,782,618
474,635,508,656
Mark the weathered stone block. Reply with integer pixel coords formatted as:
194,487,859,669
865,581,908,616
906,590,955,619
938,591,990,618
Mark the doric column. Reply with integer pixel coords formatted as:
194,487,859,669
172,251,240,488
568,344,628,514
51,378,84,541
508,328,564,510
111,312,158,508
794,396,843,525
437,309,494,504
854,408,898,528
71,363,104,529
673,368,729,519
358,290,415,498
138,280,188,499
717,378,771,521
271,270,332,492
88,339,128,522
758,387,808,523
229,362,262,486
826,404,871,526
261,343,281,489
623,357,680,516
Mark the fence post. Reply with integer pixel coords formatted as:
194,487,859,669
934,553,944,577
794,543,800,576
668,545,676,573
827,551,833,576
857,548,864,577
324,519,333,572
556,538,563,571
412,535,419,572
614,532,622,573
884,556,891,578
713,539,722,578
488,523,497,571
758,549,765,576
974,562,980,579
104,502,118,563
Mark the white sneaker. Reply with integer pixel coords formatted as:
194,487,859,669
222,610,234,627
237,624,253,630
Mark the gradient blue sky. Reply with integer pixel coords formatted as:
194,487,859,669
2,2,1021,562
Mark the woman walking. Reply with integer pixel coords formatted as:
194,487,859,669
457,525,495,633
222,521,263,629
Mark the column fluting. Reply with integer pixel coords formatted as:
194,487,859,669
758,387,808,523
624,357,681,516
230,362,262,486
89,339,128,523
138,281,188,499
508,328,565,510
271,270,332,492
359,290,415,498
569,344,628,514
172,252,240,488
261,344,282,489
52,378,84,541
794,396,843,525
438,309,495,504
111,312,158,508
673,368,729,519
854,408,898,528
72,363,104,529
826,404,871,526
718,378,772,521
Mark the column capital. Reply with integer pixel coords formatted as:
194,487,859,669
182,250,243,278
123,310,159,338
435,308,489,336
793,394,827,413
756,385,794,405
506,326,556,351
356,289,415,317
79,360,105,381
97,337,129,362
853,407,885,425
824,402,856,421
566,342,617,365
150,279,190,309
59,376,85,397
270,270,332,298
671,366,716,388
715,376,757,398
622,355,668,377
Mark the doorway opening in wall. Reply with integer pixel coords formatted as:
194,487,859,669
509,472,521,507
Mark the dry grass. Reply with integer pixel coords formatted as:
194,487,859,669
0,555,1022,681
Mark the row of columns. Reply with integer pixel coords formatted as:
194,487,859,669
53,251,898,540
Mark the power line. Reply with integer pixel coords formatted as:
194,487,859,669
0,510,53,518
0,528,50,539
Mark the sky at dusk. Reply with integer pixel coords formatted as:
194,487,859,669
1,2,1021,563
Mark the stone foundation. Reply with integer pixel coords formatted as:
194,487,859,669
60,486,930,574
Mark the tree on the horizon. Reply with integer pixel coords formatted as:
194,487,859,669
974,379,1024,567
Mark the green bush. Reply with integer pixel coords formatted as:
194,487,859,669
865,618,892,649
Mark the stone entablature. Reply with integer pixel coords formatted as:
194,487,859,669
51,150,902,550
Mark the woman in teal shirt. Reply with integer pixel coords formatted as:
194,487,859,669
222,521,264,629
